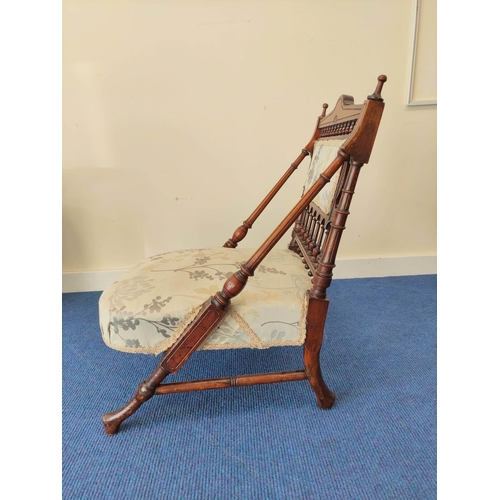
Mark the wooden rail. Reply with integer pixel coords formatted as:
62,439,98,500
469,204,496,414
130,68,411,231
223,104,330,248
154,370,308,394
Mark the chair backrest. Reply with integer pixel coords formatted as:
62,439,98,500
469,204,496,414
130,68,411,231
288,82,386,298
218,76,386,310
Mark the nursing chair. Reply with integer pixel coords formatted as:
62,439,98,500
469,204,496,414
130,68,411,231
99,75,387,434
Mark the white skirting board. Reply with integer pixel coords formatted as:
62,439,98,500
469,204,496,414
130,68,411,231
62,255,437,293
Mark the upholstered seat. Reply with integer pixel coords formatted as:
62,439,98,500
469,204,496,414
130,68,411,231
99,247,312,354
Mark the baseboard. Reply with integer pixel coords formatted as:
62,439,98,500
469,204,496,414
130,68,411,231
62,255,436,293
62,269,128,293
332,255,437,280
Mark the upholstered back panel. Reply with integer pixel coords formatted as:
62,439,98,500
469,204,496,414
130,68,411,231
303,138,345,214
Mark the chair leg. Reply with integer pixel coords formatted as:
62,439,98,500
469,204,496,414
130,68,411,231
103,299,228,434
102,360,170,435
303,295,335,409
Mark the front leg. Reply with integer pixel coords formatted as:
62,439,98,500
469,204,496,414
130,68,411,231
103,299,227,434
102,362,169,435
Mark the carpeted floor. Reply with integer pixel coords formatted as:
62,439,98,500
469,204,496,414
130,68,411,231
62,274,436,500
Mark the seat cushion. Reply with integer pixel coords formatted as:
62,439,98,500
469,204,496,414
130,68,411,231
99,247,312,354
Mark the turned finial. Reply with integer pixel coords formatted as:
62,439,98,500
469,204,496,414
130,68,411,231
320,103,329,118
367,75,387,101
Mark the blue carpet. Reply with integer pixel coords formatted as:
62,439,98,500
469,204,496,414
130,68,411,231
63,275,436,499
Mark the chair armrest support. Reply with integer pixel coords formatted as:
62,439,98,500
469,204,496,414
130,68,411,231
222,104,329,248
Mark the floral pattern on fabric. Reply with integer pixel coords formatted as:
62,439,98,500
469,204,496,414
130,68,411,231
99,247,311,354
303,138,345,214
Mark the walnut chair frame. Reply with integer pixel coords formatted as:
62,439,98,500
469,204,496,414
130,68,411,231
102,75,387,435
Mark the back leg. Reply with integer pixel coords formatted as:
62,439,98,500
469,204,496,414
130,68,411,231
303,295,335,409
304,343,335,409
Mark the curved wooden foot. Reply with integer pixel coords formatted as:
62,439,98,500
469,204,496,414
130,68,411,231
102,365,169,435
103,393,147,435
303,294,336,409
305,363,336,409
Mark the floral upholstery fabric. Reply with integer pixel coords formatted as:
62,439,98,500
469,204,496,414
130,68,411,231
99,247,312,355
304,138,345,214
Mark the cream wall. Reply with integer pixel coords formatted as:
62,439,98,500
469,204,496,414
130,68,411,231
63,0,436,274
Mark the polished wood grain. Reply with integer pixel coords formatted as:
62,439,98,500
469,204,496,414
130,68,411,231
155,370,308,394
102,357,170,435
163,300,226,374
303,292,335,408
310,160,364,299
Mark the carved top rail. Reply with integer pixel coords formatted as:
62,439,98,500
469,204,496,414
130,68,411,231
318,95,363,139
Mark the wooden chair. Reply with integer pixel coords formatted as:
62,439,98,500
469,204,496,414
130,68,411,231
99,75,387,434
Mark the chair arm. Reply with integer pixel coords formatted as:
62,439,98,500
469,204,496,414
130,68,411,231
223,104,329,248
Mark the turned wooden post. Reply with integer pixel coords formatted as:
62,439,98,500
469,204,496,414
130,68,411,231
310,160,364,299
223,103,329,248
102,355,170,435
223,150,308,248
